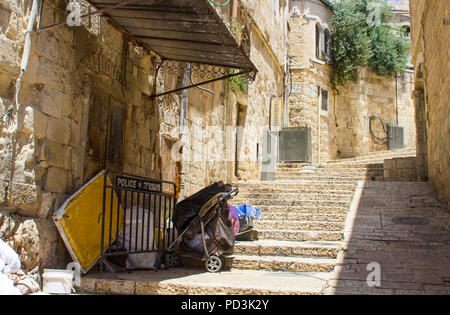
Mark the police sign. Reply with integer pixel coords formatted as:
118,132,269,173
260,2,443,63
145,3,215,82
116,176,161,193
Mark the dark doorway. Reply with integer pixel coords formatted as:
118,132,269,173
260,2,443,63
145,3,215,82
84,90,125,182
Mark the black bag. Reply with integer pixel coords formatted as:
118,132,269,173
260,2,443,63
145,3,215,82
173,182,235,257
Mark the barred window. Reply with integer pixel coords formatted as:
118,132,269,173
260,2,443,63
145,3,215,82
321,89,328,111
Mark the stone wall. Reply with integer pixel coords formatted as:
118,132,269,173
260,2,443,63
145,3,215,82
0,0,288,272
286,1,416,164
410,0,450,210
0,0,162,272
383,156,417,182
175,0,286,196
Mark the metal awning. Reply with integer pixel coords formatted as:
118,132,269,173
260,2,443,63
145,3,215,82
38,0,257,97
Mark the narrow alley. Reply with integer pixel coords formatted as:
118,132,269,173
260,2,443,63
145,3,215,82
0,0,448,297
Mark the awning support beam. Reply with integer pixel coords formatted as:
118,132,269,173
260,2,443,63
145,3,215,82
151,68,252,98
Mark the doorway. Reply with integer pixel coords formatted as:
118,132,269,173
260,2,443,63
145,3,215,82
84,90,125,182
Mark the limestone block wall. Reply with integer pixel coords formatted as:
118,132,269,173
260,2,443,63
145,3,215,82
287,3,416,164
170,0,286,196
335,70,416,158
410,0,450,210
384,156,417,182
0,0,161,271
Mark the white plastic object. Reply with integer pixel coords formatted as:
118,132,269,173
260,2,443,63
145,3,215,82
42,269,75,294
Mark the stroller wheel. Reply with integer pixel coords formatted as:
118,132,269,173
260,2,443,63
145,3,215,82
206,256,222,273
167,253,181,267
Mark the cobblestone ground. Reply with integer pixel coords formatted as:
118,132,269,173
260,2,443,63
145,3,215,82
324,181,450,295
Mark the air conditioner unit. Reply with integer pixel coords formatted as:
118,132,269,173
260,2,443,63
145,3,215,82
387,124,405,150
279,127,312,163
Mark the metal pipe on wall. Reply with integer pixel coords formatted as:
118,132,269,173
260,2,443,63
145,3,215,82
178,63,192,201
232,0,239,18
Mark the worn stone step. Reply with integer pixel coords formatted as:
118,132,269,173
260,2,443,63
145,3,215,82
325,158,415,166
234,240,342,258
274,175,379,181
235,183,357,192
276,167,384,174
80,269,331,295
237,188,355,196
275,176,366,184
237,192,353,201
255,229,345,242
257,205,350,215
255,220,345,231
235,180,358,186
232,198,351,207
229,255,335,272
261,212,347,222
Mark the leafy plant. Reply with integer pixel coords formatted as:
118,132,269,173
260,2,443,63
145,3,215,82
228,69,248,93
330,0,410,90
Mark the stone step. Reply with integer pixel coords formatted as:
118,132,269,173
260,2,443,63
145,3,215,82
255,220,345,231
274,175,380,181
235,182,357,192
275,168,384,177
326,149,416,160
229,255,335,272
275,170,384,177
256,205,350,215
326,156,416,165
278,162,384,169
261,212,347,222
80,269,331,295
237,192,353,201
236,188,355,195
255,229,344,242
275,164,384,174
275,176,365,185
234,240,341,258
231,198,351,207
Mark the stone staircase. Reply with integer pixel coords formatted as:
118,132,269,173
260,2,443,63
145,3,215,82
81,148,428,295
228,148,417,275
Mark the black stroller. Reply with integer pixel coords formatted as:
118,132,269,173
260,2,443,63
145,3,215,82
166,182,239,273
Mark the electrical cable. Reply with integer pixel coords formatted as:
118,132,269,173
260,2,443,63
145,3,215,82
369,115,389,145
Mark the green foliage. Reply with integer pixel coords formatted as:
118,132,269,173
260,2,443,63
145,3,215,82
228,69,248,93
330,0,411,90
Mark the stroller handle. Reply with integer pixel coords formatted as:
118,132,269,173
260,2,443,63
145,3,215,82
198,187,239,218
222,187,239,201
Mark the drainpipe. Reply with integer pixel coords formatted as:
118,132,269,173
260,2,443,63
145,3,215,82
232,0,239,18
17,0,40,107
3,0,40,204
283,1,289,127
395,72,399,125
178,62,191,201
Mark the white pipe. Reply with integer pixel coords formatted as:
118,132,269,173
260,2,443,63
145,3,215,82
178,63,191,201
283,0,289,127
15,0,40,107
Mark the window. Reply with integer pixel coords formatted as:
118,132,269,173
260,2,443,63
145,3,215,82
321,89,328,111
324,29,332,61
316,24,332,62
316,23,322,59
